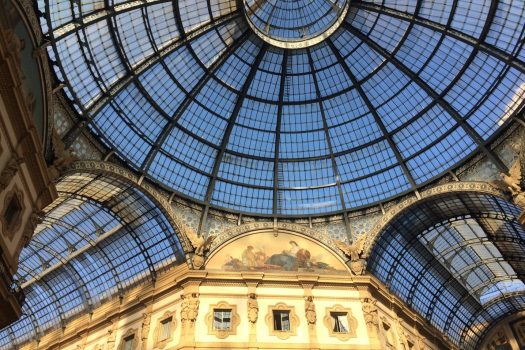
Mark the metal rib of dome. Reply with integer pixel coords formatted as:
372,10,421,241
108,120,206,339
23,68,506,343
243,0,351,48
39,0,525,216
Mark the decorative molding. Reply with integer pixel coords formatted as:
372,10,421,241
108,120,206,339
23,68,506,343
204,301,240,339
247,293,258,325
140,311,152,350
152,311,177,349
180,293,199,327
5,0,54,151
0,156,22,191
265,302,300,340
363,181,509,257
323,304,358,341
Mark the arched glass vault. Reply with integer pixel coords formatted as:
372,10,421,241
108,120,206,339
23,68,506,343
0,173,186,349
368,192,525,349
37,0,525,216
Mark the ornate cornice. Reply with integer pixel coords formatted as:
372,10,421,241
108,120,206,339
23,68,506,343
363,181,509,257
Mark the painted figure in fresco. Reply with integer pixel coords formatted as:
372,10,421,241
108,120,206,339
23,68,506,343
266,241,312,271
242,245,257,269
220,235,341,272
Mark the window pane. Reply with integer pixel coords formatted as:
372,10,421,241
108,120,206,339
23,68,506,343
331,312,349,333
160,317,172,340
273,310,290,331
123,336,134,350
213,309,232,330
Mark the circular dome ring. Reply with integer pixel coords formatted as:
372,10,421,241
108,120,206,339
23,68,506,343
37,0,525,216
243,0,351,48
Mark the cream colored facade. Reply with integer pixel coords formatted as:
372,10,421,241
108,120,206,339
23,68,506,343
22,230,454,350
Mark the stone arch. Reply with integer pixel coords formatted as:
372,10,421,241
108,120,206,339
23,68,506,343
363,181,510,257
364,181,525,349
63,160,193,254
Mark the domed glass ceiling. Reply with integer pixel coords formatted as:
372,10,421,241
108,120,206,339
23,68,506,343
244,0,351,48
38,0,525,216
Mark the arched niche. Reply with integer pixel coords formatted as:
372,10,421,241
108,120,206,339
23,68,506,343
206,228,350,274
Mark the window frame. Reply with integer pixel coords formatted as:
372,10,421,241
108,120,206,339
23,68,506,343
265,303,299,340
117,328,138,350
205,301,240,339
323,305,357,341
153,310,177,349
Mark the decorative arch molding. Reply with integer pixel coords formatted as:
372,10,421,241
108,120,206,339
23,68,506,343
208,221,349,262
6,0,55,149
63,160,193,254
363,181,510,257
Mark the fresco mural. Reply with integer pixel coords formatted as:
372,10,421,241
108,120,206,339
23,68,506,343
206,232,348,273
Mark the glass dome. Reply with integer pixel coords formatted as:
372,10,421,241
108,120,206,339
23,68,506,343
39,0,525,216
243,0,351,48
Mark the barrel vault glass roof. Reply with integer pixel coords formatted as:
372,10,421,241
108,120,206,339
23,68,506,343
38,0,525,216
0,173,185,348
368,193,525,349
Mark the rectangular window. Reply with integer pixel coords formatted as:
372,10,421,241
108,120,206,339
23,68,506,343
123,335,134,350
330,312,349,333
213,309,232,330
273,310,291,331
160,317,172,341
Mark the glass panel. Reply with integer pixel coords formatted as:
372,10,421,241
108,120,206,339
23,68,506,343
213,309,232,330
273,310,290,331
160,317,172,340
123,336,134,350
331,312,349,333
